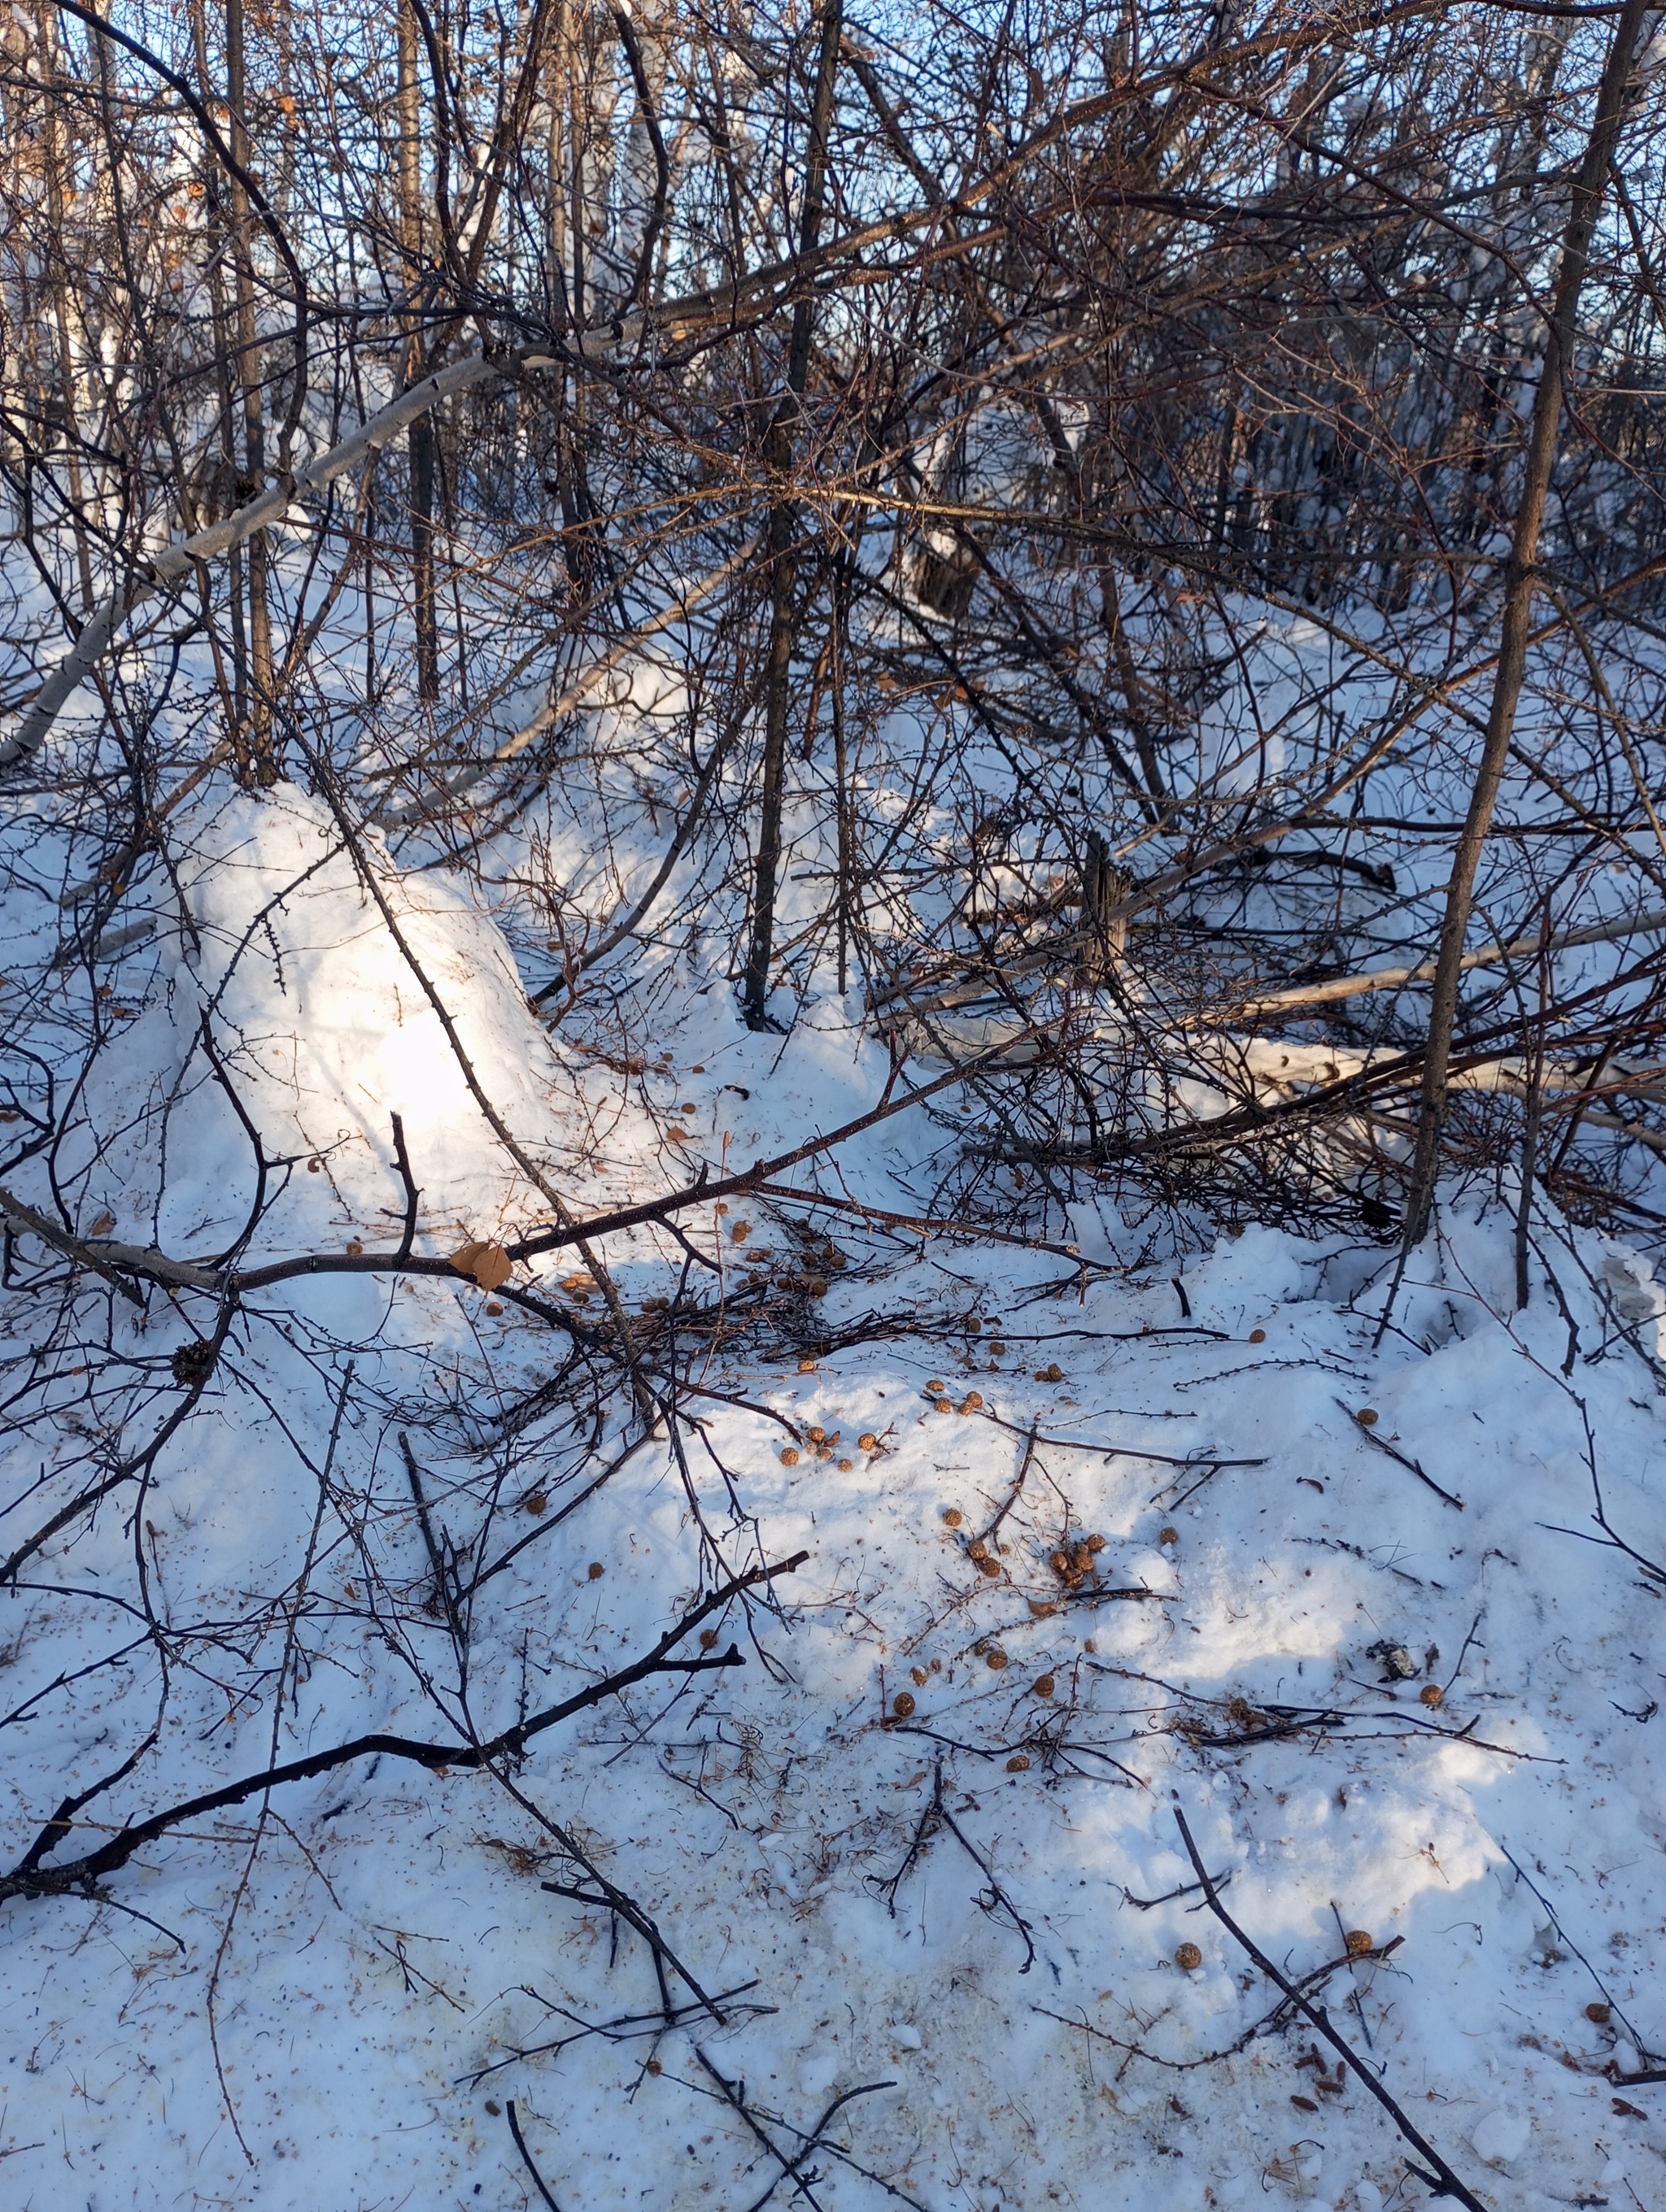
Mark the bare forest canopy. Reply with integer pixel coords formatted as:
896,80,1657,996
5,0,1666,1255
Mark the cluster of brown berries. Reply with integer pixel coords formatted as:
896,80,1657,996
780,1422,884,1469
924,1379,983,1415
1049,1533,1106,1589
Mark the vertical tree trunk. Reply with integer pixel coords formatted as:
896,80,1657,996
1098,560,1166,805
227,0,277,782
829,562,852,995
1080,831,1132,987
34,0,95,615
744,447,797,1028
742,0,841,1030
363,486,377,705
1210,399,1239,549
190,0,250,742
397,0,438,703
545,6,569,330
1399,0,1650,1251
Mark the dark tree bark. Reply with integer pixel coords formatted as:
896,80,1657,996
742,0,841,1031
398,0,438,705
1400,0,1653,1252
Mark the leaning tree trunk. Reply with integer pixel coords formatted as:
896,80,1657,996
1399,0,1651,1253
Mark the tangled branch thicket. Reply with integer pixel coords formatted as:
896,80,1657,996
2,0,1666,2191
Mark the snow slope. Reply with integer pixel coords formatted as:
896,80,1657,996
4,784,1666,2212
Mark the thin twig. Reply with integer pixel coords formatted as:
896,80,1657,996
505,2099,563,2211
978,1422,1037,1544
1335,1399,1464,1510
1173,1807,1486,2210
2,1552,806,1901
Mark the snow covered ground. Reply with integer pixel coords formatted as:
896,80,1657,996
5,783,1666,2212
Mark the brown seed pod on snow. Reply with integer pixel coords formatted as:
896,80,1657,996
1249,1328,1267,1343
1034,1674,1056,1698
1158,1526,1180,1545
926,1379,946,1395
1175,1943,1202,1971
1419,1683,1445,1708
1006,1755,1031,1772
587,1561,604,1578
838,1457,853,1471
1344,1930,1374,1957
978,1557,1002,1578
1356,1407,1379,1426
893,1692,916,1718
935,1397,953,1414
808,1426,826,1443
780,1446,800,1466
986,1648,1009,1670
1586,2001,1611,2024
942,1508,963,1527
699,1629,719,1648
963,1391,983,1410
910,1666,929,1687
968,1539,988,1561
860,1432,879,1452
